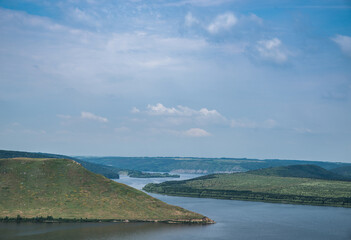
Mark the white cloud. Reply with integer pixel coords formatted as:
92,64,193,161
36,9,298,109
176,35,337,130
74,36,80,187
184,128,211,137
71,8,94,23
185,12,199,27
0,8,211,97
207,13,237,34
256,38,288,63
131,107,140,113
146,103,224,120
332,35,351,57
246,13,263,25
147,103,179,115
81,112,108,123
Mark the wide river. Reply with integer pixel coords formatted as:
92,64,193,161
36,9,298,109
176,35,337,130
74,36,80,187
1,174,351,240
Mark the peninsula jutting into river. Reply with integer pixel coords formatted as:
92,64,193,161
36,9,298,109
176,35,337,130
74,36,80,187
143,165,351,208
0,158,213,224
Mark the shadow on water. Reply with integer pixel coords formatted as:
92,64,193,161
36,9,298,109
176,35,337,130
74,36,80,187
0,222,209,240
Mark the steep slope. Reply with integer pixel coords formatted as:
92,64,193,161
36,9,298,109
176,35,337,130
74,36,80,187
247,164,349,181
0,158,211,223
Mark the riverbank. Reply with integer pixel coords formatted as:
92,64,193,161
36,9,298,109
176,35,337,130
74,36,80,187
144,187,351,208
143,170,351,208
0,216,214,224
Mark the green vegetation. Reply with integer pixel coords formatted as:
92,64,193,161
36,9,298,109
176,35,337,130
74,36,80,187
331,166,351,178
248,164,350,181
78,156,350,173
0,150,180,179
75,161,120,179
0,158,212,223
143,165,351,208
0,150,122,179
0,150,73,159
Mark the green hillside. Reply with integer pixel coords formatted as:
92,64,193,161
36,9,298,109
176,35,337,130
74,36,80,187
143,165,351,207
330,166,351,178
0,150,122,179
0,158,212,223
248,164,349,181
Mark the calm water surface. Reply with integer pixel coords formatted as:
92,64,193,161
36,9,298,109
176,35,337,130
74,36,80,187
1,174,351,240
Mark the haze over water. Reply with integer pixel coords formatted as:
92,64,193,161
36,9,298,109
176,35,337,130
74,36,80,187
2,174,351,240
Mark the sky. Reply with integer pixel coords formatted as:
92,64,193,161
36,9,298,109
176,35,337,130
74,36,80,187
0,0,350,162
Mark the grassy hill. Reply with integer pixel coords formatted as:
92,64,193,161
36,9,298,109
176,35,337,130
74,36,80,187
248,164,350,181
0,150,121,179
0,158,212,223
143,165,351,208
330,166,351,178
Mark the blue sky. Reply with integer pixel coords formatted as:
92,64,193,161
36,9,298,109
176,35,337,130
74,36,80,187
0,0,350,162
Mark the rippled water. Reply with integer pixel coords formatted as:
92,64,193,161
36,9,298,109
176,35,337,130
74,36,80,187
1,174,351,240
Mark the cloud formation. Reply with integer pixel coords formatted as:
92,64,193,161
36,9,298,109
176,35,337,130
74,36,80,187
256,38,288,63
146,103,224,120
184,128,211,137
81,112,108,123
131,107,140,113
185,12,199,27
207,13,237,34
332,35,351,57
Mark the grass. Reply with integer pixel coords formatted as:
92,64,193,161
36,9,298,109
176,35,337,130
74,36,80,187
143,170,351,207
0,158,212,223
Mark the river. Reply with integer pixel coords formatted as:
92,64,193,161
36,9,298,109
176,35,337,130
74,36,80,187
1,174,351,240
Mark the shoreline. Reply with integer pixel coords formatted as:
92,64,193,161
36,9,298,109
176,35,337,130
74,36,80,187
144,189,351,208
0,217,215,224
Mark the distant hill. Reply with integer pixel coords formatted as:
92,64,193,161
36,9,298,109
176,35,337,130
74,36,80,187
78,156,351,173
143,165,351,208
0,150,180,179
331,166,351,178
0,158,211,223
247,164,350,181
